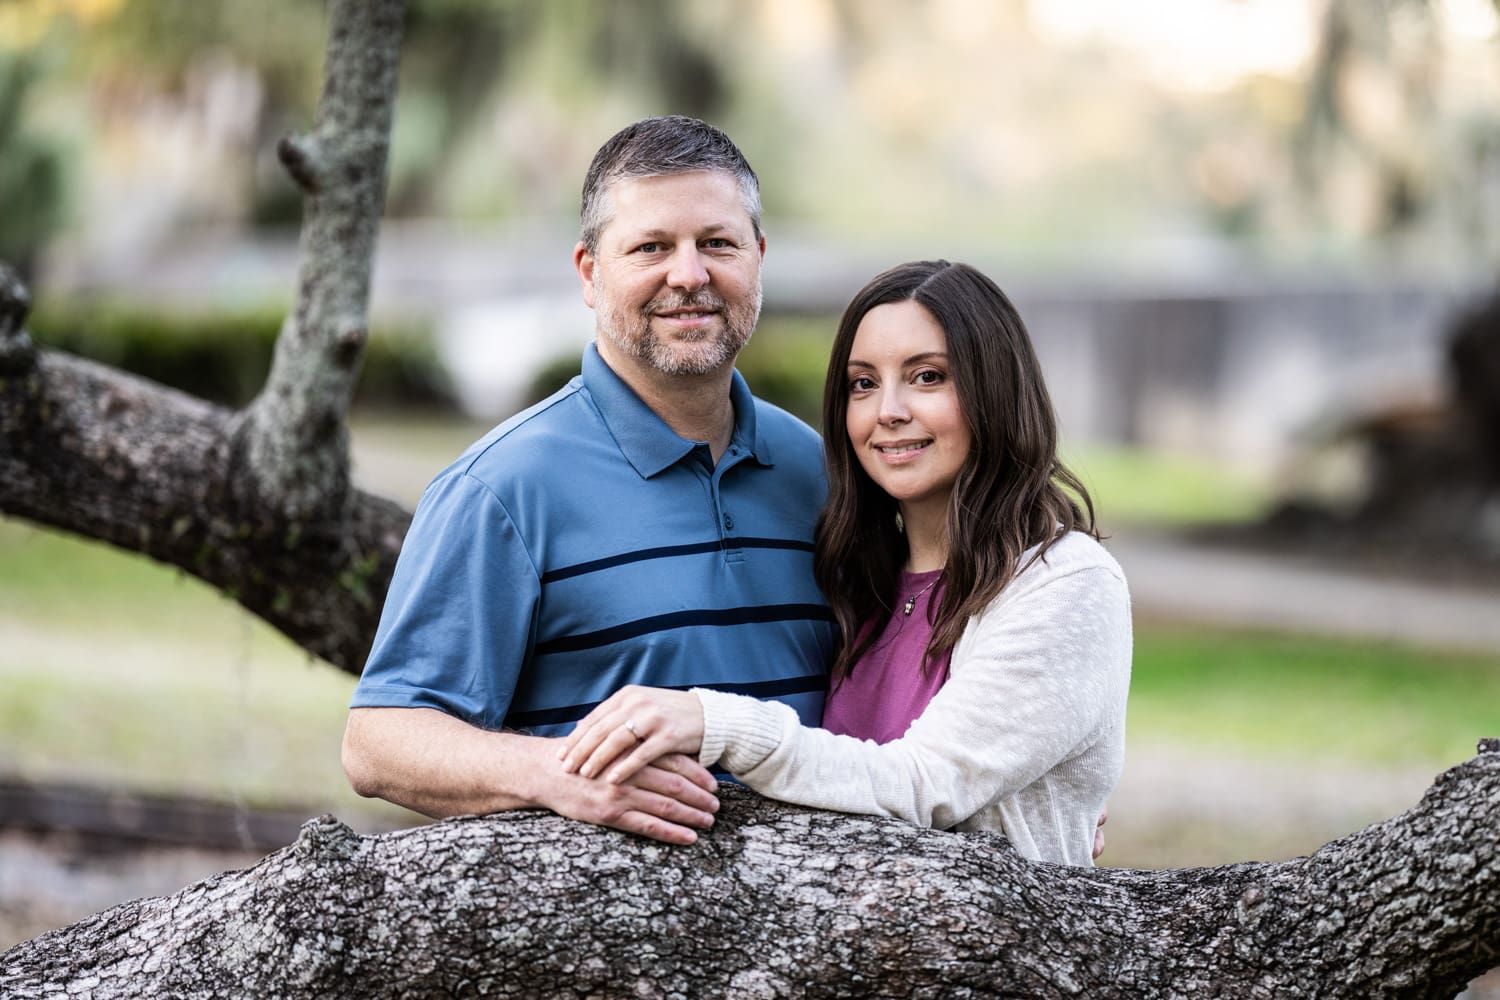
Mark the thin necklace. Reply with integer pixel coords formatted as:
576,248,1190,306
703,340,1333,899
902,573,942,615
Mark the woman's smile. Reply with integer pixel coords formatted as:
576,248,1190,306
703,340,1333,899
872,438,935,461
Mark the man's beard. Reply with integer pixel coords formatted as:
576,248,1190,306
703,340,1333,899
597,283,761,377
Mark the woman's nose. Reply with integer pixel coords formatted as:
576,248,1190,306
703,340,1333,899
877,387,911,425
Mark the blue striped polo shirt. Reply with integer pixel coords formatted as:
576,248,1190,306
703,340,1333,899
352,344,833,737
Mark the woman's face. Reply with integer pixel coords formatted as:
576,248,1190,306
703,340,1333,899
843,300,972,519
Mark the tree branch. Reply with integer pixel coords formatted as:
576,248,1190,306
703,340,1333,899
239,0,406,522
0,0,412,672
0,347,408,673
276,134,325,195
3,745,1496,998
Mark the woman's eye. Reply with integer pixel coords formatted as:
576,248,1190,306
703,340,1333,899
850,376,876,392
915,369,944,385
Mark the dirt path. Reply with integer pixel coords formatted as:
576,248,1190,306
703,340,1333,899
1110,531,1500,655
1109,741,1446,868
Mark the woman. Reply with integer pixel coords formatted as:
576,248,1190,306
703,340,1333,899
560,260,1131,866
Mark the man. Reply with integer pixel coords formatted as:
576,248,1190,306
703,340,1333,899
343,116,835,845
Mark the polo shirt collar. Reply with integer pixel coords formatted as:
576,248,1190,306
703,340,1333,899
583,343,774,479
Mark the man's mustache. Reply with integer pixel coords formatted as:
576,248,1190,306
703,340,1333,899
643,291,727,314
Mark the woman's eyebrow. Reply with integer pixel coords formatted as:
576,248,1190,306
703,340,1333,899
846,351,949,368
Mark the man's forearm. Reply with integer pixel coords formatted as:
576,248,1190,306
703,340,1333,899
343,706,548,818
342,705,722,844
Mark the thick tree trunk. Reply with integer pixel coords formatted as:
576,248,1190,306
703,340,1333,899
3,744,1498,999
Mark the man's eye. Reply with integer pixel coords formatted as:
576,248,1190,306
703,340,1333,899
636,242,662,253
703,238,730,249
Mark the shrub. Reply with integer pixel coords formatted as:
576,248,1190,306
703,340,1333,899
29,301,456,411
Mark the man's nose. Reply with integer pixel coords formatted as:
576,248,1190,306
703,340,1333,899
665,246,710,291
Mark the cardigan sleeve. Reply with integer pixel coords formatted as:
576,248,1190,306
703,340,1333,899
696,554,1131,831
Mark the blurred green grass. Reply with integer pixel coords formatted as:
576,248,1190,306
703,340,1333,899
1131,624,1500,767
0,517,381,817
1064,444,1272,528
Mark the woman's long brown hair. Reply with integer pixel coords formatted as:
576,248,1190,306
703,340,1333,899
814,260,1098,685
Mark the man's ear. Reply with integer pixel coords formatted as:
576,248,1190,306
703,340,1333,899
757,232,767,260
573,241,597,309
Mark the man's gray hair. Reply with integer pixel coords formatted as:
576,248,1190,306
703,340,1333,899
580,115,762,255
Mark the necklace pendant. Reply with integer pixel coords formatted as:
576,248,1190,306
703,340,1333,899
903,597,916,615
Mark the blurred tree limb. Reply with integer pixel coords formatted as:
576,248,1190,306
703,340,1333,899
1298,0,1500,245
0,49,65,278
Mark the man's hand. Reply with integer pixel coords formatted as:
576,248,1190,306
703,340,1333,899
559,685,706,784
542,750,720,846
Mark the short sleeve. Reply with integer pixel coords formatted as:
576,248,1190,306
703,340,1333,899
350,471,541,729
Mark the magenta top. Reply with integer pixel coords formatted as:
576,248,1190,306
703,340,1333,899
821,569,953,744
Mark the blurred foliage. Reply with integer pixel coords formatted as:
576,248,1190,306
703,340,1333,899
523,314,835,427
392,0,742,220
62,0,324,99
29,302,455,410
13,0,743,221
0,49,66,277
736,317,838,428
5,0,1499,267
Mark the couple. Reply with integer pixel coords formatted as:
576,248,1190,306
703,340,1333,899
344,116,1130,867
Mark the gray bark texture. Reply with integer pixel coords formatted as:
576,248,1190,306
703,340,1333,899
0,0,410,674
239,0,405,523
3,746,1500,999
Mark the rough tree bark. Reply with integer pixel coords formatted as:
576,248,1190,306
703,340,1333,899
3,745,1499,999
238,0,404,523
0,0,409,674
3,2,1498,996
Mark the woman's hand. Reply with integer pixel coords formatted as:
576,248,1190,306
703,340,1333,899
559,686,707,785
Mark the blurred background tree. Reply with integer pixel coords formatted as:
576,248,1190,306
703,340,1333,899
1296,0,1500,263
0,49,65,278
6,0,1496,269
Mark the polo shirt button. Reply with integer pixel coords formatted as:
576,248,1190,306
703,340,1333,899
723,514,735,531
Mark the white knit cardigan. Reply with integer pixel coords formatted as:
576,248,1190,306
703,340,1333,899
696,531,1132,866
